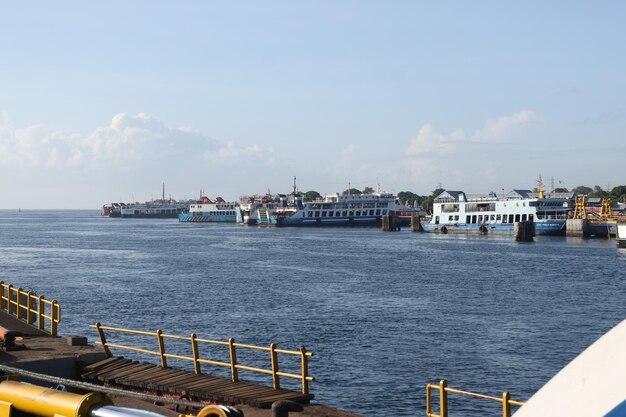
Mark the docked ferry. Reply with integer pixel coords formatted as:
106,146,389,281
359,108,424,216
422,189,571,235
275,192,419,227
102,200,190,218
178,197,239,223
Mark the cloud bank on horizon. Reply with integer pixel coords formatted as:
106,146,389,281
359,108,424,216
0,109,574,208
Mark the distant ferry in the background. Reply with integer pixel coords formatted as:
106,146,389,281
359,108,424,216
101,184,192,219
178,196,239,223
274,192,420,227
422,189,571,235
101,200,191,218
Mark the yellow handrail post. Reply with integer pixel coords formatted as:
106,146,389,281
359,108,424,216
0,281,4,310
300,346,309,395
26,290,34,324
425,384,432,416
7,284,13,315
502,392,511,417
439,380,448,417
191,333,201,375
95,322,112,358
37,295,45,331
16,287,23,319
156,329,168,368
228,338,238,382
270,343,280,390
50,300,59,336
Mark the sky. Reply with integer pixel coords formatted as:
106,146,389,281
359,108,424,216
1,1,625,208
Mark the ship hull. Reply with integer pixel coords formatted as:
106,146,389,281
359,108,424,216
276,215,411,228
422,220,566,236
178,212,237,222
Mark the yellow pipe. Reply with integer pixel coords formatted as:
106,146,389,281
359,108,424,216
0,380,111,417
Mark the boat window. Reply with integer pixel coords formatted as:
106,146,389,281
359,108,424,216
376,209,381,215
515,214,521,222
328,211,334,217
370,209,375,216
356,210,361,216
472,215,477,224
343,211,348,217
502,215,508,224
529,214,534,221
466,215,471,223
435,216,439,224
336,211,341,216
349,211,354,216
496,214,501,221
522,214,527,221
448,215,453,221
308,212,313,217
382,209,387,215
454,215,459,221
315,211,320,217
478,215,483,223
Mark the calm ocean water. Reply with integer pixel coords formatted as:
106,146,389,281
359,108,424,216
0,209,624,416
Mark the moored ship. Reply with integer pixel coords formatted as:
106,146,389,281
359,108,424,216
423,189,571,235
178,196,239,223
275,192,419,227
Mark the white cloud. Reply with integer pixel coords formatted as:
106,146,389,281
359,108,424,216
472,110,537,141
405,124,465,156
0,113,273,170
405,110,538,157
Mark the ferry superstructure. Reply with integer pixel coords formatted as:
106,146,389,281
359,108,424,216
423,189,571,235
275,192,419,227
178,196,239,223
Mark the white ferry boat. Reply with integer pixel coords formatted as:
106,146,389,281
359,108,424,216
178,196,239,223
275,192,419,227
422,189,571,235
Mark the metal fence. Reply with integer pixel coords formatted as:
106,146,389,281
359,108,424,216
91,322,314,394
426,380,525,417
0,282,61,336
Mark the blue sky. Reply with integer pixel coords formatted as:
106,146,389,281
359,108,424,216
1,1,625,208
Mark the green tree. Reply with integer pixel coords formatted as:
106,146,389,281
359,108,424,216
592,185,608,197
553,187,569,193
572,185,593,195
303,190,321,201
431,187,445,198
342,188,362,195
420,188,445,214
362,186,375,194
610,185,626,202
397,191,420,207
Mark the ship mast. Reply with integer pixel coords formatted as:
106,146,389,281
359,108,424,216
537,175,545,199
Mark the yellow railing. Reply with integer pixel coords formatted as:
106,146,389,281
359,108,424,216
0,282,61,336
90,322,315,394
426,380,525,417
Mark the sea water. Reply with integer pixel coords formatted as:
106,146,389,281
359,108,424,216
0,210,624,416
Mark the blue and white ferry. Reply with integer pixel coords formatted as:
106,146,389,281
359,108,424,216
178,196,239,223
422,189,571,235
275,192,420,227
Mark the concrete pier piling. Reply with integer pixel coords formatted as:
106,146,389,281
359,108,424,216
411,215,422,232
514,221,535,241
566,219,591,237
382,215,400,231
